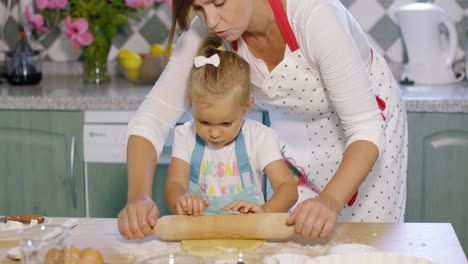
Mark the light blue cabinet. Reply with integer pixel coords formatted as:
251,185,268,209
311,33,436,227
87,163,171,218
406,112,468,255
0,110,85,217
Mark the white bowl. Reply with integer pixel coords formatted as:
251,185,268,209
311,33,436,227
272,253,313,264
307,252,439,264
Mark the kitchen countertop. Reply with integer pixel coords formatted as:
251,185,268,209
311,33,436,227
1,75,468,113
0,217,466,264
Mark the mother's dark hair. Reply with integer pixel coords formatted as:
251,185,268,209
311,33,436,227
166,0,194,53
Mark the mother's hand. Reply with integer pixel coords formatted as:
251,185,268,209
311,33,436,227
118,195,159,240
286,196,341,240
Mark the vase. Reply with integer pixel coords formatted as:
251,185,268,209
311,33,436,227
82,31,112,84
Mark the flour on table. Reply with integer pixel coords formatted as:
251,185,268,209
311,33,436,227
116,238,182,262
116,237,332,261
259,241,329,258
182,239,266,257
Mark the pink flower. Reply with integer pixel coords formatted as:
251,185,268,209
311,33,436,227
125,0,154,8
64,16,94,48
23,5,50,33
157,0,171,8
35,0,67,10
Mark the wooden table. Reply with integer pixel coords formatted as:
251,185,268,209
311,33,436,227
1,217,467,263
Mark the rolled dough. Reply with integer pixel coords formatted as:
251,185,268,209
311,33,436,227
181,239,266,257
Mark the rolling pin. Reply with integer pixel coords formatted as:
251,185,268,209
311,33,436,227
153,213,294,241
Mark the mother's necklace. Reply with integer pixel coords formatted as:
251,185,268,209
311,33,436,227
249,11,274,52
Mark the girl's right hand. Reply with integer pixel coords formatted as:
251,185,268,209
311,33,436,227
175,192,211,216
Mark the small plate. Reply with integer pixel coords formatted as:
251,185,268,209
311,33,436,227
0,217,52,240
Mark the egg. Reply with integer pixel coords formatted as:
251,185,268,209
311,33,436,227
80,247,103,264
63,255,81,264
77,256,99,264
44,248,64,264
67,245,81,258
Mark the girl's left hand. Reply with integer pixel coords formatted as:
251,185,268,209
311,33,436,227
221,200,264,214
286,195,341,240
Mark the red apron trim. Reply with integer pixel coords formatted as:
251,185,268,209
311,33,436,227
268,0,299,51
376,95,386,121
232,0,299,52
232,40,238,52
348,190,358,206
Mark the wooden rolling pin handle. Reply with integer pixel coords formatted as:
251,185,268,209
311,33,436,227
5,215,45,223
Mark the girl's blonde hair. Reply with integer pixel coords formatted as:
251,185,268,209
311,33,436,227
187,31,251,110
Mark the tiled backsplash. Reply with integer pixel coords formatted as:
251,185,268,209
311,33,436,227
1,0,468,73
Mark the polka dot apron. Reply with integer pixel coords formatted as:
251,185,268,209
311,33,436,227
233,0,407,222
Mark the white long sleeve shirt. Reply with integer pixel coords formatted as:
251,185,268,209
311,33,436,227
127,0,384,159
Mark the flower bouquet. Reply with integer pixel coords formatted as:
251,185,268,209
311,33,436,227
23,0,172,83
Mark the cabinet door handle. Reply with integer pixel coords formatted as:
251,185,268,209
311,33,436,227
70,136,77,209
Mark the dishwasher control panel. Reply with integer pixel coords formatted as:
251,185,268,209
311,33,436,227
83,110,264,164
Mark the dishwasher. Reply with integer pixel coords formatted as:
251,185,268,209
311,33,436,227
83,110,268,218
83,110,188,218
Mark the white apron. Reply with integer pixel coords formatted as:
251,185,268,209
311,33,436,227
233,0,408,222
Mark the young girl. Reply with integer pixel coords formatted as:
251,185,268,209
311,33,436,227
164,32,298,215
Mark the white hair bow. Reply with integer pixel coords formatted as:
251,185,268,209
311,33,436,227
194,54,220,68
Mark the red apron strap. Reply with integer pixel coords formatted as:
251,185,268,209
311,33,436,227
369,47,386,121
232,0,299,53
232,40,238,52
376,95,386,121
348,190,358,206
268,0,299,52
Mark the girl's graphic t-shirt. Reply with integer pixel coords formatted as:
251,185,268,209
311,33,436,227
172,119,283,204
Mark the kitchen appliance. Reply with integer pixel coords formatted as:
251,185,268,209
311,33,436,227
394,3,462,85
83,110,192,218
83,110,174,218
1,0,43,85
3,33,43,85
153,213,294,240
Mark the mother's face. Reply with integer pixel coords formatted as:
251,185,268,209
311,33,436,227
191,0,254,41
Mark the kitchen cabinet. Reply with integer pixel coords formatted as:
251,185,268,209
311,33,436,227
405,112,468,255
0,110,85,216
87,163,171,217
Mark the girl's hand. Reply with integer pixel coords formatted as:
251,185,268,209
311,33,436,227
175,192,210,216
118,195,159,240
286,195,341,240
221,200,264,214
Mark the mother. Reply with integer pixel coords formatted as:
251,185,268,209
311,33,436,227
118,0,407,240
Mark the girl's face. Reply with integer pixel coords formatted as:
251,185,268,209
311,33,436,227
191,0,254,41
191,92,253,147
